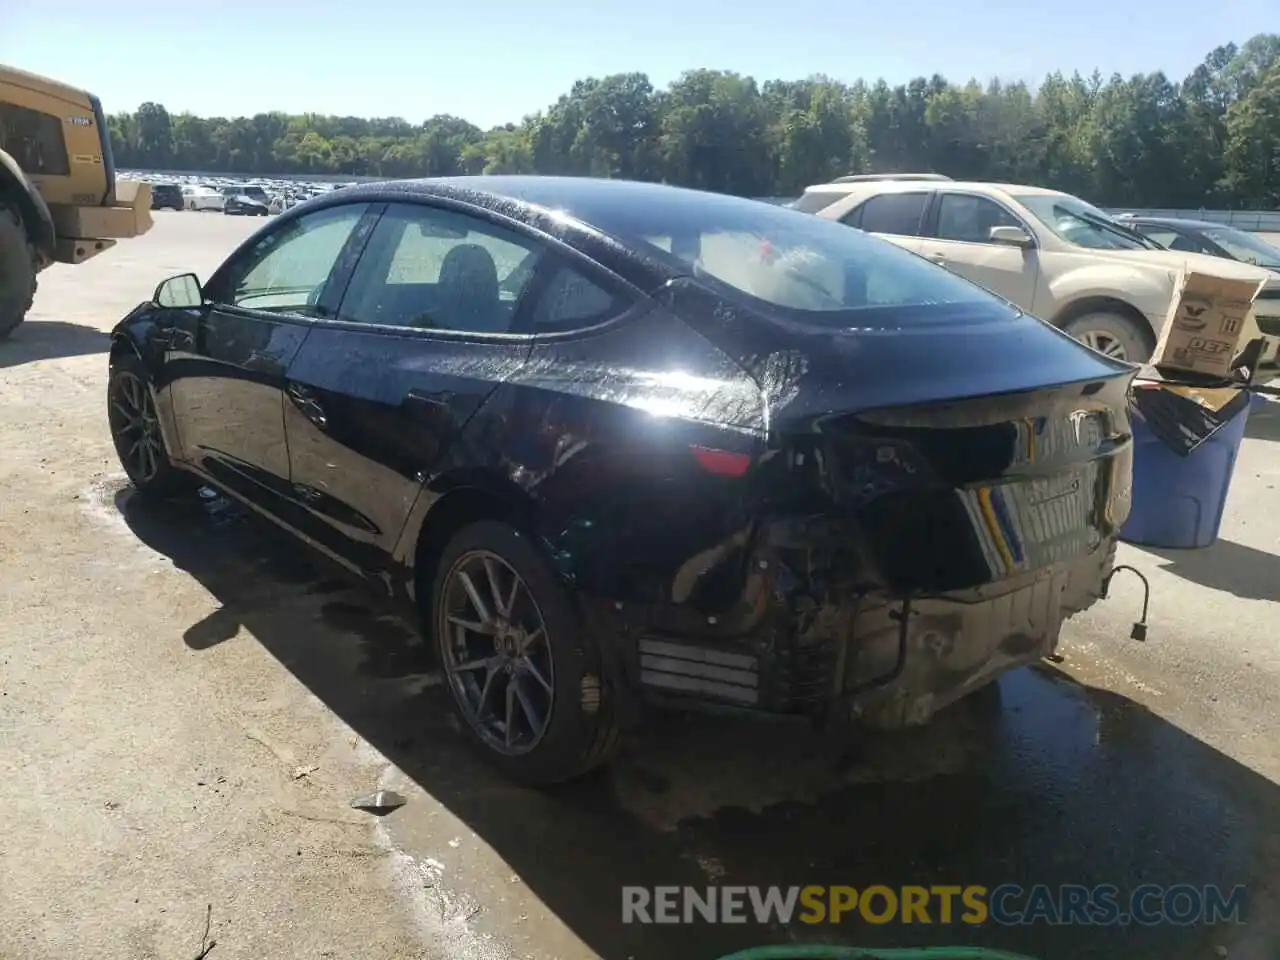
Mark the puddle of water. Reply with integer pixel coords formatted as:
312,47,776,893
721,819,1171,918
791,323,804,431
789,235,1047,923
612,682,1015,832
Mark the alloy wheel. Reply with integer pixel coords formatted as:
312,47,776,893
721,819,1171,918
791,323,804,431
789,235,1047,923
438,550,555,756
1076,330,1128,360
109,370,164,483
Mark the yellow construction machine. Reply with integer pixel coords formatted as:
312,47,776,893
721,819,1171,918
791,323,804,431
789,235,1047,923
1,65,153,338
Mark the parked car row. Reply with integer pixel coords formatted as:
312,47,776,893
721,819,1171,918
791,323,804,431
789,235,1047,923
791,175,1280,368
132,171,357,218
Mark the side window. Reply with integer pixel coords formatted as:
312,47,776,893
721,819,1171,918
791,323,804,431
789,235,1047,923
0,103,71,177
222,203,369,314
1133,227,1179,249
851,193,929,236
1164,231,1210,254
339,203,541,334
933,194,1022,243
530,265,632,333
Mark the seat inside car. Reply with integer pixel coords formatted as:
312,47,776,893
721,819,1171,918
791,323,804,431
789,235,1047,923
436,244,504,333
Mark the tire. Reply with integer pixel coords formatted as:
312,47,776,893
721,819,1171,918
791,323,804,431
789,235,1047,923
0,205,36,341
1062,310,1153,363
107,350,192,498
430,520,621,785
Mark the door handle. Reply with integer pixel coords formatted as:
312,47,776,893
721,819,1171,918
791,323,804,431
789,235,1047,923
287,383,327,429
293,483,324,503
927,252,947,263
406,389,454,410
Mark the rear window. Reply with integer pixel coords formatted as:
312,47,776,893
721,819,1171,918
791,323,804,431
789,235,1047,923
545,187,992,321
788,190,843,214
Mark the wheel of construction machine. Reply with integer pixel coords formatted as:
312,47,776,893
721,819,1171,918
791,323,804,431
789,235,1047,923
0,204,37,341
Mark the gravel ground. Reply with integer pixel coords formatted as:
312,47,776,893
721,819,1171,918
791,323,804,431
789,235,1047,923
1,211,1278,960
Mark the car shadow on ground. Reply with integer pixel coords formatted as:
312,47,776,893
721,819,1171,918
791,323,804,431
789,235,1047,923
1244,398,1280,442
114,484,1280,960
0,319,110,368
1141,538,1280,603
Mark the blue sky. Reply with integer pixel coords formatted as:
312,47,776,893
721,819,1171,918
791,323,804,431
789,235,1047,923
4,0,1275,128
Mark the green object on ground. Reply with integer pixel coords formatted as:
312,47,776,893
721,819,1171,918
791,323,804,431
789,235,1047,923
717,947,1040,960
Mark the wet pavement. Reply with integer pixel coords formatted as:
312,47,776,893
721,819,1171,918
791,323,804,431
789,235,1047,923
104,461,1280,960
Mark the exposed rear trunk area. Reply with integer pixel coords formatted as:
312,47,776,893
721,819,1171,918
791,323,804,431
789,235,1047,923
783,376,1135,596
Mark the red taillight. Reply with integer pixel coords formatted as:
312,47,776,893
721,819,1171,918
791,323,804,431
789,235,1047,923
689,445,752,477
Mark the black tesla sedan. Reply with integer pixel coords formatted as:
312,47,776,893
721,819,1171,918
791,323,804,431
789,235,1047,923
107,176,1137,784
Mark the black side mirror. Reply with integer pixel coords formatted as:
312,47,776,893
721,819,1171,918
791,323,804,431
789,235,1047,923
154,273,203,309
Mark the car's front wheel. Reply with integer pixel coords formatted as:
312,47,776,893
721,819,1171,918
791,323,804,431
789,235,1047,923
1063,311,1153,363
431,520,621,785
107,351,191,497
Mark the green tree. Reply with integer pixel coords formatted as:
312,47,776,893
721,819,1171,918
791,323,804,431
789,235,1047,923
102,33,1280,209
1221,60,1280,208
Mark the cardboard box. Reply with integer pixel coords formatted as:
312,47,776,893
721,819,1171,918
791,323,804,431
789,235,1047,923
1153,270,1266,378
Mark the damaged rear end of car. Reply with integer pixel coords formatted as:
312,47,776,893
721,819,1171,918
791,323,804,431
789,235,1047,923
737,373,1132,730
618,236,1137,730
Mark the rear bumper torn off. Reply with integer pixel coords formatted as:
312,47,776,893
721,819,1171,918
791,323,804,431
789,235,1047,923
629,538,1116,730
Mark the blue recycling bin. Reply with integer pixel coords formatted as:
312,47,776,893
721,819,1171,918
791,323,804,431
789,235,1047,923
1119,393,1258,549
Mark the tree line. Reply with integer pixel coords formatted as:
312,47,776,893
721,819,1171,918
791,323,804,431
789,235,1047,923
108,34,1280,209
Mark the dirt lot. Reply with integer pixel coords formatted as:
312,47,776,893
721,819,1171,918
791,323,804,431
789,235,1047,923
2,211,1279,960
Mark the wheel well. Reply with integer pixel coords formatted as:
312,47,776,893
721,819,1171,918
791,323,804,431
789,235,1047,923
1051,296,1156,352
412,485,539,619
109,335,141,366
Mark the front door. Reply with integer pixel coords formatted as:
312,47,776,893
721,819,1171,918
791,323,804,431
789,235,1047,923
166,202,373,510
917,192,1039,311
281,201,546,572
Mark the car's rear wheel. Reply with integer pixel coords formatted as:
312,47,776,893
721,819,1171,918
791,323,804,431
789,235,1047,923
108,351,190,497
1062,311,1153,363
431,520,620,785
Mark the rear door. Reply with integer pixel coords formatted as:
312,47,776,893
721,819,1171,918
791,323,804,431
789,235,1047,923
280,200,546,572
840,191,931,255
918,191,1040,311
166,201,374,509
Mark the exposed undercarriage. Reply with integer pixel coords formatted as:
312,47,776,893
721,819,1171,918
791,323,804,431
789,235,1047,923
605,513,1117,731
